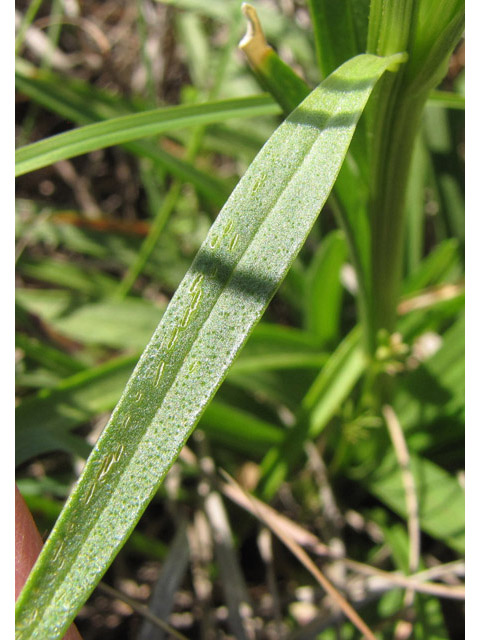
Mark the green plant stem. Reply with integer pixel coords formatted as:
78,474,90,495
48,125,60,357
115,179,183,298
365,0,464,351
367,0,420,58
368,79,428,337
306,0,361,79
364,0,418,345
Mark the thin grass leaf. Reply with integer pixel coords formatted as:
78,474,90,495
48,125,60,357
129,141,231,207
304,230,348,343
439,173,465,242
15,52,404,639
15,58,140,123
403,238,460,294
15,333,86,378
232,352,329,373
200,401,284,455
15,95,281,177
258,325,366,499
304,326,366,438
15,62,233,207
15,0,44,54
429,89,465,110
18,257,119,296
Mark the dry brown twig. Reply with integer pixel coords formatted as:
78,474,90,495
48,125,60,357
397,283,464,315
220,474,465,602
199,452,256,640
221,471,378,640
383,405,420,639
32,16,111,54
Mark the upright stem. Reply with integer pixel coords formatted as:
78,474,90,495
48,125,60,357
365,0,421,342
361,0,463,406
368,85,428,335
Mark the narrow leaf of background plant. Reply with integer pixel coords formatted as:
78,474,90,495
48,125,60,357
15,95,280,177
15,52,404,640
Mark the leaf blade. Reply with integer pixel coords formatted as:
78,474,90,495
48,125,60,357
15,95,281,176
15,53,403,639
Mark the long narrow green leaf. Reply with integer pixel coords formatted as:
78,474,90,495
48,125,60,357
15,333,87,378
15,95,280,176
15,53,403,639
15,63,231,206
258,325,366,499
428,89,465,110
15,288,166,350
304,326,366,437
304,230,348,343
403,238,460,294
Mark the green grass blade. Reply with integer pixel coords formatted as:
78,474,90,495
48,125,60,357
15,95,280,176
18,257,119,296
15,59,140,123
304,230,348,343
258,325,366,499
428,89,465,110
15,0,45,54
15,62,232,206
15,333,86,378
15,53,403,639
200,401,284,455
304,326,366,438
403,238,460,294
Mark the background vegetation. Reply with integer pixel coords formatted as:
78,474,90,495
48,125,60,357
15,1,464,638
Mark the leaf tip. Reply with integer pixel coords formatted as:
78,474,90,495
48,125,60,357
239,3,273,69
386,52,409,72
